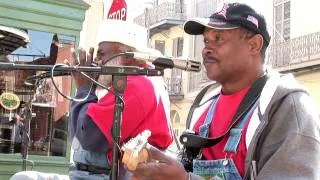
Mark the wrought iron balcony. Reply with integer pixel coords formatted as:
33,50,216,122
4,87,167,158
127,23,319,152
165,77,183,99
267,31,320,73
134,2,187,37
188,72,211,92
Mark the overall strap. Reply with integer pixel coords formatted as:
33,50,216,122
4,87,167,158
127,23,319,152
186,83,219,129
180,75,268,149
224,100,259,153
199,97,219,137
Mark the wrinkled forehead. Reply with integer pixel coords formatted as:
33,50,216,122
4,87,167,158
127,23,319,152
203,27,243,37
203,26,240,34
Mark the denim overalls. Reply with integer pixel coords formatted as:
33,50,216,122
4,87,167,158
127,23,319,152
193,97,258,180
69,149,111,180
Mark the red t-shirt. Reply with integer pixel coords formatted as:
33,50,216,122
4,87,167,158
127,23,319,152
193,87,250,177
87,76,173,161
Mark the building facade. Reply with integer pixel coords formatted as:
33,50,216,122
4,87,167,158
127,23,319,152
270,0,320,109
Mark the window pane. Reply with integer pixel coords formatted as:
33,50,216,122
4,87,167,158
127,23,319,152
0,26,74,157
155,40,165,55
284,1,290,20
275,4,283,22
283,20,290,40
275,23,283,42
177,37,184,57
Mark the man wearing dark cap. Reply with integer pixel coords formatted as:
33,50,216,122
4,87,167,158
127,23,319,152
130,3,320,180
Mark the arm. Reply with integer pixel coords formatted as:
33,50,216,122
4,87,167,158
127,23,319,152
70,85,108,153
255,92,320,179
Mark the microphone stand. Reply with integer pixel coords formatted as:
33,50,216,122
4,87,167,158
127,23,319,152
0,62,163,180
0,63,162,76
111,75,126,180
21,102,32,171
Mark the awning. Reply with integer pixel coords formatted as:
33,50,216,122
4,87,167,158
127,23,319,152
0,25,30,55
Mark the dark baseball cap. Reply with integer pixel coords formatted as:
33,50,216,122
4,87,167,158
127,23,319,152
184,3,270,46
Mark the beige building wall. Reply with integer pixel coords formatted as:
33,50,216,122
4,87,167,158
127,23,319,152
150,25,198,141
150,26,185,56
295,71,320,110
150,25,192,92
79,0,104,51
290,0,320,39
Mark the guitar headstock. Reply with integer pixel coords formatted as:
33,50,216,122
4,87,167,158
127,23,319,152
121,130,151,171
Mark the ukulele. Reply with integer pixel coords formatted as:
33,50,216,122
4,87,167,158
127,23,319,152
121,130,151,171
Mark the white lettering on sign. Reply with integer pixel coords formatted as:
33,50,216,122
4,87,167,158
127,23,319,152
108,8,127,20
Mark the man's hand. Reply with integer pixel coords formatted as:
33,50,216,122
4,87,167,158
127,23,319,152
130,145,189,180
68,47,95,88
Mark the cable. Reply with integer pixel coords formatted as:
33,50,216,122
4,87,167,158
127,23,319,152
50,50,127,104
50,64,94,102
48,52,132,154
50,64,125,151
74,68,124,158
49,63,125,106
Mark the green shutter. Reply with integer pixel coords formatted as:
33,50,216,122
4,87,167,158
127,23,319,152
0,0,89,36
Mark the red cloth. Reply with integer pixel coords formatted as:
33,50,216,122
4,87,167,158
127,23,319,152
193,87,250,177
87,76,173,161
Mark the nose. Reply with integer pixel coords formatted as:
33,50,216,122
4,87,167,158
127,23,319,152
202,47,213,57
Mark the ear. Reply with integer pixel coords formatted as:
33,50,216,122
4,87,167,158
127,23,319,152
248,34,263,56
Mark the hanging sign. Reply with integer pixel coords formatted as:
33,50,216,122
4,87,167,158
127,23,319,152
0,92,20,110
107,0,127,20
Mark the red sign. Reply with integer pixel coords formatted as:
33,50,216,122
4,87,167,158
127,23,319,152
107,0,127,21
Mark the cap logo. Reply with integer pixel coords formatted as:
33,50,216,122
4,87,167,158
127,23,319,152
217,4,229,19
247,15,259,28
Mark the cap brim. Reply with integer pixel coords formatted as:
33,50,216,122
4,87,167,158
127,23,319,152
184,18,239,35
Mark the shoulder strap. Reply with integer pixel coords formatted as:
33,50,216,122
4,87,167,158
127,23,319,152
181,75,269,148
185,83,219,129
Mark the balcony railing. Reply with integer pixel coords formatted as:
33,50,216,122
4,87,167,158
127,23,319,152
165,77,183,97
134,2,186,28
267,31,320,69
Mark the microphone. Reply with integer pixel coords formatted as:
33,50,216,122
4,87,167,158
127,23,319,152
125,52,202,72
